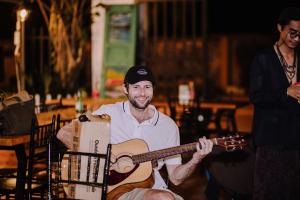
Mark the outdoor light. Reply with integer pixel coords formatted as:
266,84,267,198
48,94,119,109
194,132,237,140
14,4,30,92
17,7,30,22
17,1,31,22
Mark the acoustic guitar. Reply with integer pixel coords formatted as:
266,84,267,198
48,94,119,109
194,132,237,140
107,135,247,199
61,135,247,200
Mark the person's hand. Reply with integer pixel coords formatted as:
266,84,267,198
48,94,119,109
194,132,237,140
191,136,213,165
287,84,300,101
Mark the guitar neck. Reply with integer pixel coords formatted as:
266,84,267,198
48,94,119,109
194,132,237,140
132,138,218,164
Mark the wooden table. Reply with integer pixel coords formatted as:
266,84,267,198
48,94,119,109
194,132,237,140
166,100,240,134
45,97,126,111
199,102,236,113
0,134,30,200
196,102,238,134
37,107,76,125
45,97,171,116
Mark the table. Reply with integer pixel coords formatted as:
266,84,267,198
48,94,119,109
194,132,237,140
45,97,171,116
199,102,237,113
0,134,30,200
198,102,238,134
166,100,241,135
45,97,126,111
37,107,76,125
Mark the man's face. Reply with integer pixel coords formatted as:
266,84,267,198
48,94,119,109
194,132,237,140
280,20,300,48
125,80,154,110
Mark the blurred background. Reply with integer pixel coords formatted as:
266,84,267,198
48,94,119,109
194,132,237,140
1,1,300,199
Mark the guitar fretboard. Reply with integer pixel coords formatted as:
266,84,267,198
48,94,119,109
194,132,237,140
131,142,197,164
131,138,219,164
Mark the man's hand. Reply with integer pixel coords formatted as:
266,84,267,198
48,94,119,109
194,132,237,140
167,137,213,185
191,137,213,165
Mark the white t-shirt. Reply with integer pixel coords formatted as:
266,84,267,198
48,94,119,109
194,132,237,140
92,101,182,189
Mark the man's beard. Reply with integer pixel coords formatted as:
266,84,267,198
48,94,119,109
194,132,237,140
128,97,152,110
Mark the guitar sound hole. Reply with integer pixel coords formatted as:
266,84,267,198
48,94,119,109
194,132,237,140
115,155,135,173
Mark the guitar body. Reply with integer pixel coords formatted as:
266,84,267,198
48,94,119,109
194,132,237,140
108,139,154,198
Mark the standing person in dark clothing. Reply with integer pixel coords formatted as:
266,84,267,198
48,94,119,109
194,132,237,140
249,7,300,200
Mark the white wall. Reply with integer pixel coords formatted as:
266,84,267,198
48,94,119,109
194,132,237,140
91,0,106,97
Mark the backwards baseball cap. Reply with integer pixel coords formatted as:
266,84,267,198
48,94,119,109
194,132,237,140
278,7,300,24
124,65,156,86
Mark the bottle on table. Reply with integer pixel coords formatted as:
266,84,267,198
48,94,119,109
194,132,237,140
75,90,83,116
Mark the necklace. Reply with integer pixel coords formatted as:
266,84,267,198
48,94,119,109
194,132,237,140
275,44,297,84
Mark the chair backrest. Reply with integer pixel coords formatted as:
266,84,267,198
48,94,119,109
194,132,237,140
56,114,72,134
52,114,73,162
48,137,111,200
27,115,56,198
36,99,62,113
48,114,111,200
214,108,237,136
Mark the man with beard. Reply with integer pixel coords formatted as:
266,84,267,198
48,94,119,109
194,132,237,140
57,65,213,200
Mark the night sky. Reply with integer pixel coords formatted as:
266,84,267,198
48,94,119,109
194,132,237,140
1,1,300,39
208,0,300,33
0,3,16,39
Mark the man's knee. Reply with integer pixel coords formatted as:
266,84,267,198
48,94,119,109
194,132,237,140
144,189,175,200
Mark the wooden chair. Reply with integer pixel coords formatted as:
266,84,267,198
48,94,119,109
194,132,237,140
47,135,111,200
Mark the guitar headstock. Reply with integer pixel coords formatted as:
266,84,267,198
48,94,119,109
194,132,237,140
213,135,248,152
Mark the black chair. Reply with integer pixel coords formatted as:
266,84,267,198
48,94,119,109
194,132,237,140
0,115,56,200
27,115,56,199
179,107,213,144
167,97,178,122
55,114,72,133
47,135,111,200
53,114,73,160
0,170,20,199
214,108,237,136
